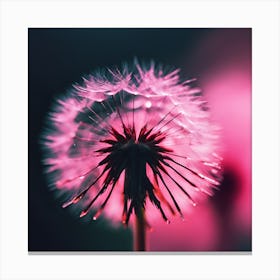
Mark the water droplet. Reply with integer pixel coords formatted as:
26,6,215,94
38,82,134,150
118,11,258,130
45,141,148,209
80,210,88,218
166,219,171,224
73,195,83,204
145,101,152,108
192,202,197,207
62,200,73,208
93,216,97,221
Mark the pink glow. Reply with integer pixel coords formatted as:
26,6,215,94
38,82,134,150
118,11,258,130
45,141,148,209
148,29,251,251
42,63,222,228
149,202,220,251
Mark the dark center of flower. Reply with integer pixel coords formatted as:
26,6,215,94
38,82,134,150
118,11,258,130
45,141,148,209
95,124,173,224
65,121,209,225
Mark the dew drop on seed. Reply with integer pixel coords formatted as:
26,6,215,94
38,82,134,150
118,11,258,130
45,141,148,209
80,210,88,218
145,101,152,108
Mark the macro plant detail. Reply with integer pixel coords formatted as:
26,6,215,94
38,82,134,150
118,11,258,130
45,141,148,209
42,62,222,250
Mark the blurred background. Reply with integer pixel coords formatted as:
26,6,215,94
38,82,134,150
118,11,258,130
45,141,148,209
28,28,251,251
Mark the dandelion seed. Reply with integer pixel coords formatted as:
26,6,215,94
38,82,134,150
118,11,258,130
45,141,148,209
42,61,222,250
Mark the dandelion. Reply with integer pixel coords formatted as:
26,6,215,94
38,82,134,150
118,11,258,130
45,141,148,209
42,62,222,251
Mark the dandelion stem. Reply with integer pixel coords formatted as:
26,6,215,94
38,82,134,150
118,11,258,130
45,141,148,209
134,207,146,251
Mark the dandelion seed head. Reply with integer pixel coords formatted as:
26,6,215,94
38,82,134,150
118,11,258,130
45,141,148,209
42,62,222,225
